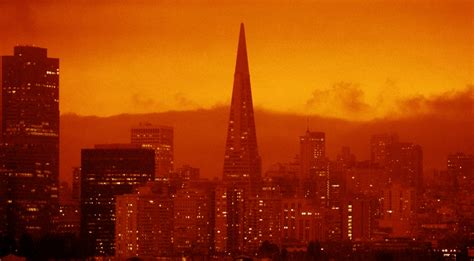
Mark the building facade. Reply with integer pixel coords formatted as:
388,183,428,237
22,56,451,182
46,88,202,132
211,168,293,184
131,123,173,179
80,144,155,256
300,130,326,179
115,183,173,258
221,23,262,256
0,46,59,239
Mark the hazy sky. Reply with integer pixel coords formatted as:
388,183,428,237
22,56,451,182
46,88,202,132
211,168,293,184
1,0,472,120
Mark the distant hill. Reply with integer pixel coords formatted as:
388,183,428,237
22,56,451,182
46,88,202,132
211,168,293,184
60,103,472,184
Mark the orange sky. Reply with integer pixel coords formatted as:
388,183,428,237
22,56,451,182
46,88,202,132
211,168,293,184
1,0,472,120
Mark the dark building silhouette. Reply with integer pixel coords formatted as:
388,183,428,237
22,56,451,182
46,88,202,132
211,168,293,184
115,182,174,258
300,130,326,179
388,142,423,190
54,182,80,236
173,180,216,255
342,195,377,241
173,164,200,181
80,144,155,256
299,130,328,206
0,46,59,239
223,23,261,184
131,123,173,179
447,152,473,191
336,146,356,169
370,133,398,167
221,23,262,255
72,167,81,201
370,134,423,190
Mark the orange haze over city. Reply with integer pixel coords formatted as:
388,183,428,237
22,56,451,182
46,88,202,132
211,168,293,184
1,0,472,120
1,1,474,259
0,0,472,183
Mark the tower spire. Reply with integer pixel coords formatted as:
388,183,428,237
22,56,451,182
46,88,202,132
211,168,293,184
235,23,249,75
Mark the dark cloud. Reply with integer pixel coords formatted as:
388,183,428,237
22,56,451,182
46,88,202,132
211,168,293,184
306,81,472,120
306,82,370,118
397,85,473,119
59,85,472,183
174,92,198,108
131,93,158,110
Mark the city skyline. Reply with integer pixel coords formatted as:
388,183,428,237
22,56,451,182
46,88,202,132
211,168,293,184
0,2,473,259
0,1,472,119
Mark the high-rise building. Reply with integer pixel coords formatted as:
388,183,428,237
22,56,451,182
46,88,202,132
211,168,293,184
72,167,81,201
173,180,215,256
115,182,173,258
264,161,300,198
379,183,416,237
0,46,59,239
243,182,282,253
55,182,80,236
173,164,200,181
80,144,155,256
371,134,423,190
336,146,356,169
281,198,324,248
447,153,473,191
131,123,173,179
221,23,262,256
370,133,398,167
342,195,377,241
300,130,326,179
388,142,423,190
214,184,229,254
223,23,261,184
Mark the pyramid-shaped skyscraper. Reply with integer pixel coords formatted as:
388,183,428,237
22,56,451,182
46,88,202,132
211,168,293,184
223,23,261,183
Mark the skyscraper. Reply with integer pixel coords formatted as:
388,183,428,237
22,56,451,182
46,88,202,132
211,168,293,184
379,183,416,237
0,46,59,239
299,131,328,205
173,180,216,255
300,130,326,178
131,123,174,179
223,23,261,184
388,142,423,190
222,23,262,255
115,182,173,258
80,144,155,256
447,152,473,191
370,133,398,167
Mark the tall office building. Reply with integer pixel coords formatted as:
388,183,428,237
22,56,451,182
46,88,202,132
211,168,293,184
55,182,80,236
379,183,416,237
281,198,324,247
370,133,398,167
0,46,59,239
115,182,173,258
131,123,173,179
72,167,81,201
173,164,200,181
223,23,261,183
214,184,230,254
221,23,262,255
299,131,328,206
447,153,473,191
243,183,282,254
173,180,215,255
342,195,377,241
371,134,423,190
388,142,423,190
336,146,356,169
80,144,155,256
300,130,326,178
